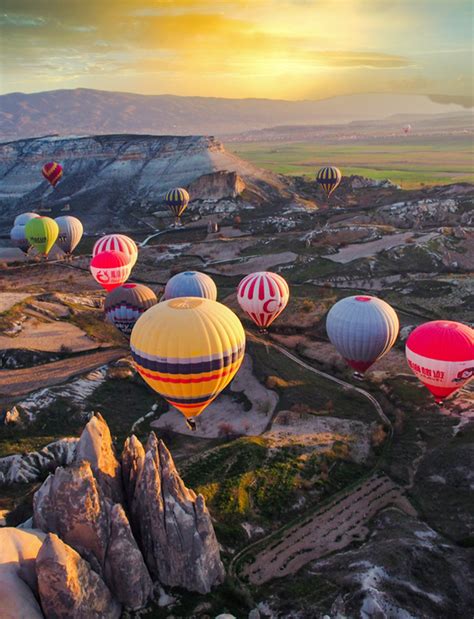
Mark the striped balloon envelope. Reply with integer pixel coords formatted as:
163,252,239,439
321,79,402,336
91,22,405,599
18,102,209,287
130,297,246,421
90,250,132,292
316,166,342,198
93,234,138,267
164,271,217,301
14,212,39,227
54,216,83,255
326,295,399,372
406,320,473,402
42,162,63,188
24,216,59,256
237,271,290,330
105,283,157,336
10,225,31,254
164,188,190,221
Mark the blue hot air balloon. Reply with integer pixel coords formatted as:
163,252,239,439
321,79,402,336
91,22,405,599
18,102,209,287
326,295,399,372
164,271,217,301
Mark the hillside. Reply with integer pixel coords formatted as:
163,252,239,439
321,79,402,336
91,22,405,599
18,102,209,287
0,89,468,140
0,134,291,234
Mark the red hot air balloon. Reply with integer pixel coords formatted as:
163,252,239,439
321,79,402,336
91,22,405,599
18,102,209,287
405,320,474,403
237,271,289,331
42,162,63,188
90,250,132,292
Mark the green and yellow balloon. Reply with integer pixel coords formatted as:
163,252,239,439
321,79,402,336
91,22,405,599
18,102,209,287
25,216,59,257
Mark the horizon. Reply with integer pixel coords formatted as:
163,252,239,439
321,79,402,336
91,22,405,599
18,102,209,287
1,1,472,100
2,87,473,107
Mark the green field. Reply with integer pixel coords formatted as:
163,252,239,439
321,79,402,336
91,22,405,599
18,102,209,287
229,136,474,188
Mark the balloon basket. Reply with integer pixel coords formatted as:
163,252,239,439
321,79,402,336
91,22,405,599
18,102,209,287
258,328,268,335
186,418,197,432
352,371,364,381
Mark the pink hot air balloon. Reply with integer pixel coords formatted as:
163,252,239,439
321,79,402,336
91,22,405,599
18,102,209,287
406,320,473,403
93,234,138,267
237,271,289,331
90,250,132,292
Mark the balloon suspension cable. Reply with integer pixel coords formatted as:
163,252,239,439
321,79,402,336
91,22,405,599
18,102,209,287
186,418,197,432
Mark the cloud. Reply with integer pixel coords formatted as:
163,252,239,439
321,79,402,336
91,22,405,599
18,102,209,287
0,0,472,98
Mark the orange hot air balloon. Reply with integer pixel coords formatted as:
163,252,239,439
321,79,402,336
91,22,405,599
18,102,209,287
42,162,63,188
405,320,474,403
90,250,132,292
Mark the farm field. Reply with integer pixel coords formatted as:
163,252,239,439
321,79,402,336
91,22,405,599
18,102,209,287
229,135,474,188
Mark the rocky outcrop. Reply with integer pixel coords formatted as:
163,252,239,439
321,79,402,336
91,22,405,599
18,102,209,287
33,461,152,609
123,432,225,593
188,171,246,200
0,134,288,233
311,509,474,619
413,442,474,543
121,434,145,503
0,528,45,619
36,533,121,619
74,413,123,503
104,503,153,609
0,438,78,485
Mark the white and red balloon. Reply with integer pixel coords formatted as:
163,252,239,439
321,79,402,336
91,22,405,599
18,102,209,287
93,234,138,267
237,271,289,330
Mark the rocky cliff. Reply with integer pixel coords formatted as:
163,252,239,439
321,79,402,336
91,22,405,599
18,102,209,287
0,134,291,233
123,432,225,593
36,533,121,619
21,413,224,616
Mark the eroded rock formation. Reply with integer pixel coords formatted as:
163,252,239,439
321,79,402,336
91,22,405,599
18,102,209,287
74,412,123,503
36,533,121,619
0,528,45,619
123,432,225,593
33,460,152,609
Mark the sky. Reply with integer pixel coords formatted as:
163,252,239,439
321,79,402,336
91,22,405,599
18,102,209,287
0,0,472,100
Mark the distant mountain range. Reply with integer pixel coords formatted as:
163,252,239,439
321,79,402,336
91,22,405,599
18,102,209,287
0,89,470,140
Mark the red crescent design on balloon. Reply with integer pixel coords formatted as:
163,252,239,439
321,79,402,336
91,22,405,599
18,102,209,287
263,299,280,314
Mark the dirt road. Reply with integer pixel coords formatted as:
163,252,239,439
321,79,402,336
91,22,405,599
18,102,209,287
0,348,126,399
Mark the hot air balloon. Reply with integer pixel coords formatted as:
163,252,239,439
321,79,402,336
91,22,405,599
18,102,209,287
131,297,246,429
14,212,39,227
54,216,83,255
42,162,63,188
93,234,138,267
164,188,190,225
24,216,59,257
316,166,342,199
10,225,31,254
237,271,290,332
164,271,217,301
90,250,132,292
326,295,399,373
405,320,473,403
403,124,412,135
105,283,157,336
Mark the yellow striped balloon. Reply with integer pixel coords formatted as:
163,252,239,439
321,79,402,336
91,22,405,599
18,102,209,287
316,166,342,198
165,187,190,221
130,297,246,420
